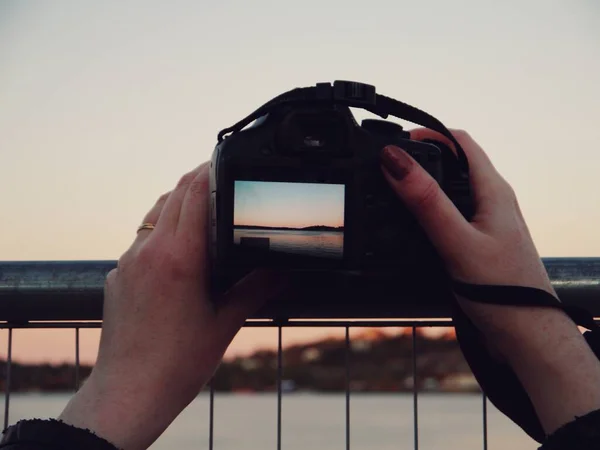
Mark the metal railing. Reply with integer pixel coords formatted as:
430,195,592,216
1,258,600,449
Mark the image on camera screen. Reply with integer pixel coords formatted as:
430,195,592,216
233,180,345,259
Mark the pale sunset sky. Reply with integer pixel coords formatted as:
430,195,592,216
1,1,599,364
234,181,345,228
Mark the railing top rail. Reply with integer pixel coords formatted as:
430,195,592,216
1,258,599,322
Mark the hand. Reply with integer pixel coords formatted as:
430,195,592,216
59,162,284,450
382,129,553,293
380,129,600,434
380,129,563,336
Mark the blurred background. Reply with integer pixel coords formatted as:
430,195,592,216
1,1,599,448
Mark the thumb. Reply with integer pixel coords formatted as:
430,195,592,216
380,145,472,256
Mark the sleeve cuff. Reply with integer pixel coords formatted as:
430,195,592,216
541,409,600,449
1,419,119,450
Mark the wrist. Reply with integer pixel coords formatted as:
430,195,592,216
457,292,600,434
489,309,600,433
59,368,186,450
457,297,576,355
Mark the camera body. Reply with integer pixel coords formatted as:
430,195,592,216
209,82,473,318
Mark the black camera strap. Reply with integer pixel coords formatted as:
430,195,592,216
217,81,470,179
452,281,600,444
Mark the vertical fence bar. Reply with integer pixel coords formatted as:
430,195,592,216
412,326,419,450
482,393,488,450
3,328,13,430
0,320,505,448
345,326,350,450
277,326,283,450
74,327,80,391
209,380,215,450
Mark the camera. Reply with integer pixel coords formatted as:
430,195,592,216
209,81,474,319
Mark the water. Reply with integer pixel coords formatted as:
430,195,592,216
2,393,538,449
234,229,344,259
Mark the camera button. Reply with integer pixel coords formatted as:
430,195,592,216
361,119,410,139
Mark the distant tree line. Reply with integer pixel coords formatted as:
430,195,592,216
0,332,477,393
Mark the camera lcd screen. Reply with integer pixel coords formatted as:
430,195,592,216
233,180,345,259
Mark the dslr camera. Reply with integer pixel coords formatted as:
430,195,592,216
209,81,474,319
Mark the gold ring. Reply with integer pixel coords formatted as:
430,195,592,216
137,222,156,233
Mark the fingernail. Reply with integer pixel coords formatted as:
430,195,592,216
381,146,413,180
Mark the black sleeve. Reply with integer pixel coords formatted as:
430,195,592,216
539,409,600,449
0,419,119,450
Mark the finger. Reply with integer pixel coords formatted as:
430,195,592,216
217,270,289,334
381,145,473,258
134,191,171,243
156,163,208,233
408,128,506,204
410,127,496,176
409,127,458,156
104,267,118,291
176,162,210,247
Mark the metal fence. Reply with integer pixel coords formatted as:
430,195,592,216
1,258,600,449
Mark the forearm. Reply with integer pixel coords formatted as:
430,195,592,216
458,298,600,435
59,369,187,450
1,368,194,450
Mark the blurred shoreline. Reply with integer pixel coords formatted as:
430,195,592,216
0,330,479,394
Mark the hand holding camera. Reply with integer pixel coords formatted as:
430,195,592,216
384,126,600,439
52,82,600,450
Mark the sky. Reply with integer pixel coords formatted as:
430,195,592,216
1,0,599,364
234,181,345,228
